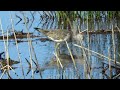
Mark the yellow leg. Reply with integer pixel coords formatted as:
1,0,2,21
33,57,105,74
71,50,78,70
55,43,60,56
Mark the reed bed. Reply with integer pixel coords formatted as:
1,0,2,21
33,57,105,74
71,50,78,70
0,11,119,79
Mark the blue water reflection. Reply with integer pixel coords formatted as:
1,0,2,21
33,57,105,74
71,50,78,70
0,11,119,79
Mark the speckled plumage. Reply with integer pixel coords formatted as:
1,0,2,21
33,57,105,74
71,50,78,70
34,28,71,43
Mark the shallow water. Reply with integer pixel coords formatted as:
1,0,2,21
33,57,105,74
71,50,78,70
0,33,119,79
0,11,120,79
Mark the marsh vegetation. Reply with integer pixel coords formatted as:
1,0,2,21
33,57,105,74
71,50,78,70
0,11,120,79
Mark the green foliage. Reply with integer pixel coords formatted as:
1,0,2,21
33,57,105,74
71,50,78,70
17,11,120,30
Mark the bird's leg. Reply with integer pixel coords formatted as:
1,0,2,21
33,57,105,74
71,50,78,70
57,43,60,55
55,42,60,68
55,43,60,56
55,43,58,55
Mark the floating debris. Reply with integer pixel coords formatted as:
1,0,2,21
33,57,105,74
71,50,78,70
0,58,20,68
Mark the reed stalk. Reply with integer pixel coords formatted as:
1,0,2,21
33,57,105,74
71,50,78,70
86,13,91,78
31,41,43,79
74,44,119,64
6,27,10,75
112,24,116,64
0,69,6,79
9,12,25,79
0,65,18,79
58,12,79,76
21,12,34,79
53,52,63,69
7,65,20,79
65,41,77,70
116,25,120,33
0,18,10,78
112,72,120,79
108,47,112,79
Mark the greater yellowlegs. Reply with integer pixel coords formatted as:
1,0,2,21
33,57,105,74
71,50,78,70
34,28,71,53
34,28,83,70
34,28,71,43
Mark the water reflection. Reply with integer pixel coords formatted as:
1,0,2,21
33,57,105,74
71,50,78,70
0,11,120,79
0,33,120,79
